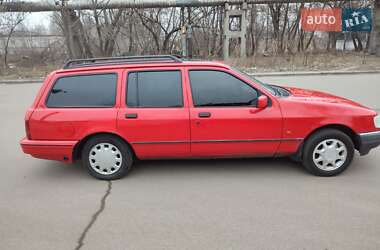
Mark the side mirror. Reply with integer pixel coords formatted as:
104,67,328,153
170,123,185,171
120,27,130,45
257,95,268,109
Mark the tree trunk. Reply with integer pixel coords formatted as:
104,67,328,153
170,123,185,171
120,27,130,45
279,3,289,53
369,0,380,56
128,18,134,53
217,6,224,57
305,32,315,50
61,9,93,59
249,5,256,56
4,25,16,68
3,18,23,68
352,33,363,51
327,32,337,52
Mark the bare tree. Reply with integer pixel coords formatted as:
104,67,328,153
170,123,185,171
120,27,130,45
52,9,93,59
0,12,25,68
85,0,127,56
2,0,379,64
136,8,181,54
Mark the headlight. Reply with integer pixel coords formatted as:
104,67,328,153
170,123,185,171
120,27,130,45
374,115,380,128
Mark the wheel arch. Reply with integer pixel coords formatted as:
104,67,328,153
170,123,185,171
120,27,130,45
72,132,136,161
295,124,360,159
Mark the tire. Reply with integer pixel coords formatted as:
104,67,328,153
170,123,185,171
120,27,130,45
302,129,354,176
81,135,133,180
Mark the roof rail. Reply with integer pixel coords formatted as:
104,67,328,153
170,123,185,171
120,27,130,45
63,55,182,69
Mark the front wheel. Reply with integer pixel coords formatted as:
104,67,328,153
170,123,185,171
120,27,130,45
82,135,133,180
302,129,354,176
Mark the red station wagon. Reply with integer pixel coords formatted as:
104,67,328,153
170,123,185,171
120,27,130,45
20,55,380,180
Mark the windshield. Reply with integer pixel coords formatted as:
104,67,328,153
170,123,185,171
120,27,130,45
232,67,276,95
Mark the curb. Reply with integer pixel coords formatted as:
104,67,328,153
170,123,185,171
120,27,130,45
1,70,380,84
248,70,380,77
0,78,44,84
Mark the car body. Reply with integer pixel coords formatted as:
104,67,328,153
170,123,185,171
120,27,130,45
20,55,380,179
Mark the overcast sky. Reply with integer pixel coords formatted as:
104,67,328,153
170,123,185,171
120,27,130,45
25,12,51,29
22,0,52,30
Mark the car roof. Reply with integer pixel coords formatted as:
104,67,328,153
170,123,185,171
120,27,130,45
55,60,231,75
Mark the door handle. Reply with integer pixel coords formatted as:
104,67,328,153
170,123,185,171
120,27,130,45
198,112,211,118
125,113,138,119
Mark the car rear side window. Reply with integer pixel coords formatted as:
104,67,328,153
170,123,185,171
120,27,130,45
189,70,258,107
127,71,183,108
46,73,117,108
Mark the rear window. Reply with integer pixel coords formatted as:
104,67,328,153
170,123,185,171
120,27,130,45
46,73,117,108
126,71,183,108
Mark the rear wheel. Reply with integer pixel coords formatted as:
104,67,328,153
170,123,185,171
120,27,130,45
302,129,354,176
82,135,133,180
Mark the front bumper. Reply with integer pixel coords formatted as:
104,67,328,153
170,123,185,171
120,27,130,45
358,131,380,156
20,138,78,163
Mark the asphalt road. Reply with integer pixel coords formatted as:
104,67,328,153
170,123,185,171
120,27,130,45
0,73,380,250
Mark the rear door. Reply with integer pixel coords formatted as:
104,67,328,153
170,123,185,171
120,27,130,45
117,67,191,159
186,67,283,157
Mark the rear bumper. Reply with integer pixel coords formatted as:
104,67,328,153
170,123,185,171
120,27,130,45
20,138,78,163
358,131,380,156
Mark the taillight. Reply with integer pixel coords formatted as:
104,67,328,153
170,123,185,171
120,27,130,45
25,120,32,140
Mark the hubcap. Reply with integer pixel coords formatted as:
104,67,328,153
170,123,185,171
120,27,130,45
89,143,122,175
312,139,347,171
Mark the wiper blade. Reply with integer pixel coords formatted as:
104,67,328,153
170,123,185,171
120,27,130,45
270,85,290,97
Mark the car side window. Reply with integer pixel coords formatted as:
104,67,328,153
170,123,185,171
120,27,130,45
126,70,183,108
46,73,117,108
189,70,258,107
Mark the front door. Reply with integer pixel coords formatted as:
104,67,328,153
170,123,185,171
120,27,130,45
117,67,191,159
186,68,283,157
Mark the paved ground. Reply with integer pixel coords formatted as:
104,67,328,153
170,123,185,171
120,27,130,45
0,74,380,250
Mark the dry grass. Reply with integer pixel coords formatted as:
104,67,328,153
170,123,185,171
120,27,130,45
0,52,379,80
0,64,59,80
226,52,380,73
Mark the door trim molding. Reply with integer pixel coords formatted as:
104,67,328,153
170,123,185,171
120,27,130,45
131,138,303,145
191,138,303,143
131,140,188,145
